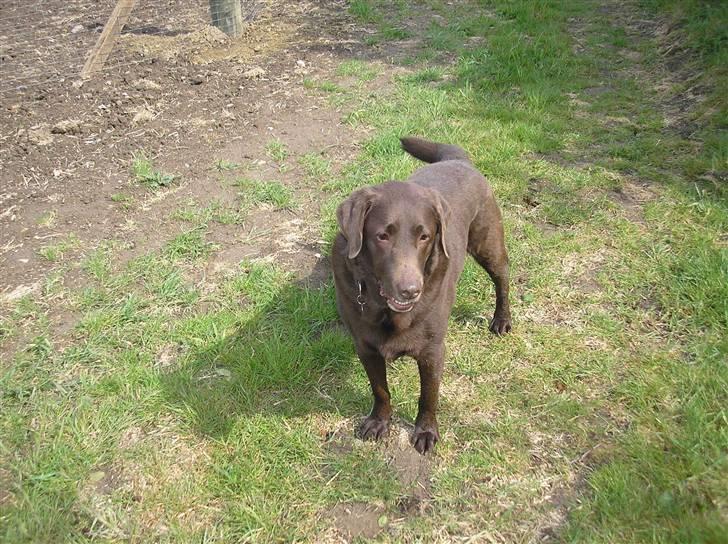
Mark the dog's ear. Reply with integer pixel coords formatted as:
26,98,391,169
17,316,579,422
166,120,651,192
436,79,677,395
429,190,451,259
336,187,377,259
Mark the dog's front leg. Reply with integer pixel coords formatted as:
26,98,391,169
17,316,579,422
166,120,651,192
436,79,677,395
357,345,392,441
413,344,444,454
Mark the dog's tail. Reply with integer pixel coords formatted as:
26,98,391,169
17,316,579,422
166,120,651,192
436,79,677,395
400,136,469,163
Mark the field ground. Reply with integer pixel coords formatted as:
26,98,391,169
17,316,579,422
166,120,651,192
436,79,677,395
1,0,726,542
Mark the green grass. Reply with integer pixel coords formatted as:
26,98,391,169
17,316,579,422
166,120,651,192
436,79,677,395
298,152,332,181
2,0,726,542
37,235,80,262
303,78,346,94
214,159,240,172
36,211,56,228
348,0,411,45
131,152,175,189
264,139,288,164
171,199,245,226
336,60,380,82
110,193,131,203
165,228,214,261
235,178,295,210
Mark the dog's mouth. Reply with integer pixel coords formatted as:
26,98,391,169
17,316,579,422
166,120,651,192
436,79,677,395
379,286,420,313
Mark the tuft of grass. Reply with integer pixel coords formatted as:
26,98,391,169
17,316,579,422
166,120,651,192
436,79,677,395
399,67,446,84
348,0,412,45
336,60,379,82
36,211,57,228
298,153,331,180
379,24,411,41
37,235,80,262
131,151,175,189
172,200,245,226
235,178,295,210
214,158,240,172
165,228,214,261
82,246,112,283
303,78,345,94
349,0,379,23
265,139,288,164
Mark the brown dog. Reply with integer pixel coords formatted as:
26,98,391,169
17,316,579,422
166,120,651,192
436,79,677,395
332,136,511,454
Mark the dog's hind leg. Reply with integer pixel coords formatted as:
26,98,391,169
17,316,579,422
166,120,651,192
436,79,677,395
468,200,512,335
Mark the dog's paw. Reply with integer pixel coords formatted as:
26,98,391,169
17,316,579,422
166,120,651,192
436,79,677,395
412,424,440,455
489,314,512,335
359,416,390,441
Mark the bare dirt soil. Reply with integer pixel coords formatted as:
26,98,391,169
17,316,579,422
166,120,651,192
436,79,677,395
0,0,401,300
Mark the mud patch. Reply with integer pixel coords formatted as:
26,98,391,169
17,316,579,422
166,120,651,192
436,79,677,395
76,464,129,540
329,501,388,541
324,417,432,537
608,179,655,225
327,418,431,500
386,425,431,506
561,248,611,296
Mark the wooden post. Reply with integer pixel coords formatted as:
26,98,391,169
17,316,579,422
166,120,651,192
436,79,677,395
209,0,244,37
80,0,137,79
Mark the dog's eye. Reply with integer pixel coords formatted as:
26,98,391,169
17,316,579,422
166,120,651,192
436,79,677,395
419,233,430,242
376,233,389,242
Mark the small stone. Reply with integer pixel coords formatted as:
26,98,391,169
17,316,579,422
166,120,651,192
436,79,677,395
27,126,54,146
1,283,40,302
132,108,155,125
51,119,83,134
215,368,232,379
243,66,265,79
133,78,161,91
71,24,85,34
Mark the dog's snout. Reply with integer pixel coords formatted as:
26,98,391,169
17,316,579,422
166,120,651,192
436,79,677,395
396,278,422,301
393,265,423,301
399,284,421,300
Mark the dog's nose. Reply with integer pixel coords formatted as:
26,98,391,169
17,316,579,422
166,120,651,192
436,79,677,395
399,284,421,300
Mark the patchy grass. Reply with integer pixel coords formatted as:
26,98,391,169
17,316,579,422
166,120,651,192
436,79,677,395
214,158,240,172
36,211,57,229
298,152,332,181
172,200,245,226
165,228,215,261
131,152,175,189
336,60,380,82
235,178,296,210
303,78,346,95
2,0,726,542
264,139,288,165
37,234,80,262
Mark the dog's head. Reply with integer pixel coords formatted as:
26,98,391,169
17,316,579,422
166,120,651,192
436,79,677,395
336,182,450,313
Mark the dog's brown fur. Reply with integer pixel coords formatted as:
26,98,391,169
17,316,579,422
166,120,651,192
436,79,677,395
332,136,511,454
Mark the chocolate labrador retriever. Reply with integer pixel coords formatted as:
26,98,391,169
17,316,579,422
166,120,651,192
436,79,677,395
332,136,511,454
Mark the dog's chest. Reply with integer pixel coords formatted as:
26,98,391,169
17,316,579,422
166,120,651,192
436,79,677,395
376,312,432,362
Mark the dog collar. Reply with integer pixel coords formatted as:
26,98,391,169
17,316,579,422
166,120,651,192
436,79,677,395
356,280,366,313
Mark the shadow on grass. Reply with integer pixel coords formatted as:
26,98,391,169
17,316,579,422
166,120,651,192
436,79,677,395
159,261,368,439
